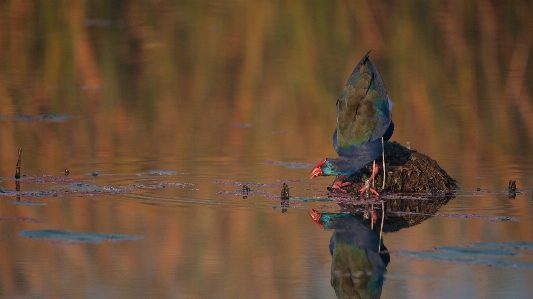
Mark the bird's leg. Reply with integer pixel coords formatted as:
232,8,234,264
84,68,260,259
360,163,380,197
331,175,350,192
381,136,386,190
369,161,379,182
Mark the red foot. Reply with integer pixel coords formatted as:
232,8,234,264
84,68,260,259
331,176,350,192
360,186,380,197
360,163,380,197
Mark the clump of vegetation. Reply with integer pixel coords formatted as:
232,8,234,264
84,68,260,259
330,141,459,194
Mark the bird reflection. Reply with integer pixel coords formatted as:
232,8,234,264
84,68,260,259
308,192,456,298
309,209,389,299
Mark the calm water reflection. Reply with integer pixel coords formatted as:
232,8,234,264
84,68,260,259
309,209,389,299
1,1,533,298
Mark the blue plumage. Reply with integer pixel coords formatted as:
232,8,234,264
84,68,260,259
310,52,394,179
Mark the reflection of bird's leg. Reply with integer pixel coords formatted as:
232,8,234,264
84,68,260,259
369,204,377,229
382,137,386,190
331,175,350,192
378,201,384,252
372,160,376,189
360,164,379,197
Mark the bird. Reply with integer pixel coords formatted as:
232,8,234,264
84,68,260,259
309,51,394,195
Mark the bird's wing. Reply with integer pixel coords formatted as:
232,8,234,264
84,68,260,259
334,52,392,157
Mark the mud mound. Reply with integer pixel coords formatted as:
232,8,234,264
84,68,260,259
329,141,459,194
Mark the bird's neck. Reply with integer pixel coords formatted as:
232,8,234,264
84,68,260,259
325,139,385,176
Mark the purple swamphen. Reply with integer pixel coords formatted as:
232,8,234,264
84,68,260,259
309,51,394,195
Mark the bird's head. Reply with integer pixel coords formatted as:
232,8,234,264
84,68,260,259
309,158,333,178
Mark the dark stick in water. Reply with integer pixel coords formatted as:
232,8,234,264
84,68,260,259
280,183,290,213
15,148,22,179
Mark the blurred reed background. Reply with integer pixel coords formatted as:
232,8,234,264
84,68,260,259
0,1,532,188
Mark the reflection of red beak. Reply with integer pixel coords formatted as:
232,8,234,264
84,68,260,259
308,209,324,229
309,158,326,179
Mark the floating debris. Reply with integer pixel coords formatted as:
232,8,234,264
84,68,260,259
68,184,130,194
0,217,40,223
276,179,305,183
472,241,533,250
148,170,179,175
435,213,519,222
131,182,194,189
243,184,251,199
68,183,104,192
216,189,271,196
64,169,70,176
0,175,130,198
19,229,143,243
9,200,47,206
17,175,93,185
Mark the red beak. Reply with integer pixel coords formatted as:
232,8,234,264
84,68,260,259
309,158,326,179
309,166,322,179
308,209,324,229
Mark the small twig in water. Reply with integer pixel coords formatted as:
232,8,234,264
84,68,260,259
15,148,22,179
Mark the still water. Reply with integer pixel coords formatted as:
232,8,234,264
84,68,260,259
1,1,533,298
